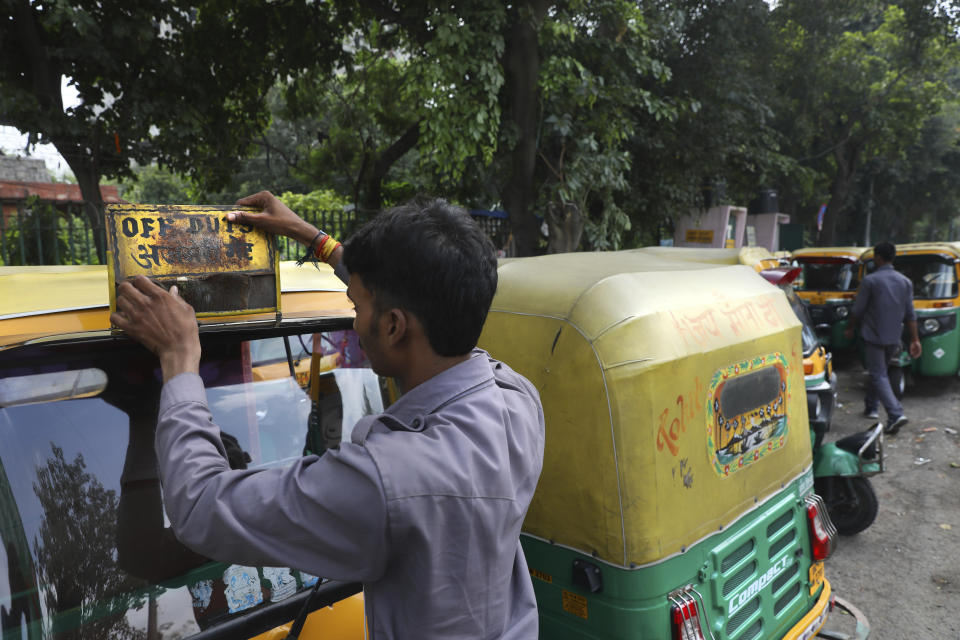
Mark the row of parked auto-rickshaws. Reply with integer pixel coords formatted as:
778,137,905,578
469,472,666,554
790,242,960,384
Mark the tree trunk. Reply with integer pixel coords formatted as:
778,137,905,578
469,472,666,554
68,158,107,264
820,142,860,246
501,1,551,257
360,122,420,211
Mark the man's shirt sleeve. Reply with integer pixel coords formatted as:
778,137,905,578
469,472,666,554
155,372,389,583
850,275,872,320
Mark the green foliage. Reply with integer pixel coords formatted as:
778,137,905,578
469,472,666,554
277,189,350,215
410,6,507,184
0,1,345,194
6,0,960,257
275,189,365,247
33,445,146,638
533,0,676,250
768,0,960,243
119,165,195,204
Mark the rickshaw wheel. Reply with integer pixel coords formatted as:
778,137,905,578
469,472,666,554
815,476,878,536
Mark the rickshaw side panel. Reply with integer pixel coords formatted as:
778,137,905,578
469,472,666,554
479,313,625,562
912,308,960,376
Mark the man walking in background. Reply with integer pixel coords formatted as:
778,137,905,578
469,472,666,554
845,241,921,435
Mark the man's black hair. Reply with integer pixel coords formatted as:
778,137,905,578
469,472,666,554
875,241,896,263
342,198,498,357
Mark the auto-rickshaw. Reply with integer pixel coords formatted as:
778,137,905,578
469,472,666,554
0,262,366,640
477,250,858,639
790,247,866,350
860,242,960,379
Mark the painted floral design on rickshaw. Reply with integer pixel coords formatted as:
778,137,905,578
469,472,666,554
706,353,789,477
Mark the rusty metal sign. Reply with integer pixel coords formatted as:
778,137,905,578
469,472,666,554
105,204,280,318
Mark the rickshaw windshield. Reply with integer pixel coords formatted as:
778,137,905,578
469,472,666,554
894,254,958,300
795,259,859,292
0,328,381,639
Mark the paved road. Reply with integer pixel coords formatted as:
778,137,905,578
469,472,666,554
820,353,960,640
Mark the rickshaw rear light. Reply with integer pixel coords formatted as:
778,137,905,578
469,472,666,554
803,360,814,375
805,495,837,560
670,595,706,640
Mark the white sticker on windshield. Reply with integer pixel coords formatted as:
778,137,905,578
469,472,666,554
263,567,297,602
223,565,263,614
189,579,213,610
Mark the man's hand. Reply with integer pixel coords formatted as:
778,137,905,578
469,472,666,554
231,191,317,245
232,190,346,276
909,339,922,360
111,276,201,382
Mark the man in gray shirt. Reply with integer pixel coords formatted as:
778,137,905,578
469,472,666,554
111,193,545,639
844,241,921,435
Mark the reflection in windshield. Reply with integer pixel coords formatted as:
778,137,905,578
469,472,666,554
0,328,382,638
894,255,958,299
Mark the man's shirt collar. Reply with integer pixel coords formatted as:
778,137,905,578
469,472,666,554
385,349,493,429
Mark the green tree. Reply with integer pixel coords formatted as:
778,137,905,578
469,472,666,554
534,1,676,252
769,1,959,245
625,0,794,245
1,0,345,260
33,445,145,639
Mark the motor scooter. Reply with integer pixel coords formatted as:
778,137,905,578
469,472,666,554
811,422,884,535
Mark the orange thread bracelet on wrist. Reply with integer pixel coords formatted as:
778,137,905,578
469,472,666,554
319,237,341,261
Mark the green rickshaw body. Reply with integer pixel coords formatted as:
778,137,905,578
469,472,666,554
861,242,960,378
478,251,833,640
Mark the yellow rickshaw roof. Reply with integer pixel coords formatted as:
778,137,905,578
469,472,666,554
0,262,349,348
862,241,960,259
0,261,345,320
792,247,867,260
492,249,773,327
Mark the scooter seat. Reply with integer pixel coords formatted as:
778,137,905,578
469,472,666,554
836,429,878,460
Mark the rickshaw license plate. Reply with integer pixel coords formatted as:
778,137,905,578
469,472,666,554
808,561,824,594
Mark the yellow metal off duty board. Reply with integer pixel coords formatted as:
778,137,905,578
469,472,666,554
105,204,280,318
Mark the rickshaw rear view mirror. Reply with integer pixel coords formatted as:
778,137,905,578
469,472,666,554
759,266,802,286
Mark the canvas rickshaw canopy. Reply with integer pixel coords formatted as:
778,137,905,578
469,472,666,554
479,250,812,568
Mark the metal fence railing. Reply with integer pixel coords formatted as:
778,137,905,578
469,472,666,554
275,209,374,262
0,201,377,267
0,202,509,266
0,200,106,266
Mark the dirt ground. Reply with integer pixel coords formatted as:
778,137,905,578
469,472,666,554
818,352,960,640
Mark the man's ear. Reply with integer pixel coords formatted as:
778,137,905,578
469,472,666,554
381,307,408,346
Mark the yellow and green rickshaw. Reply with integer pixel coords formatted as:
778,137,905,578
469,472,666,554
861,242,960,379
478,250,862,639
790,247,866,350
